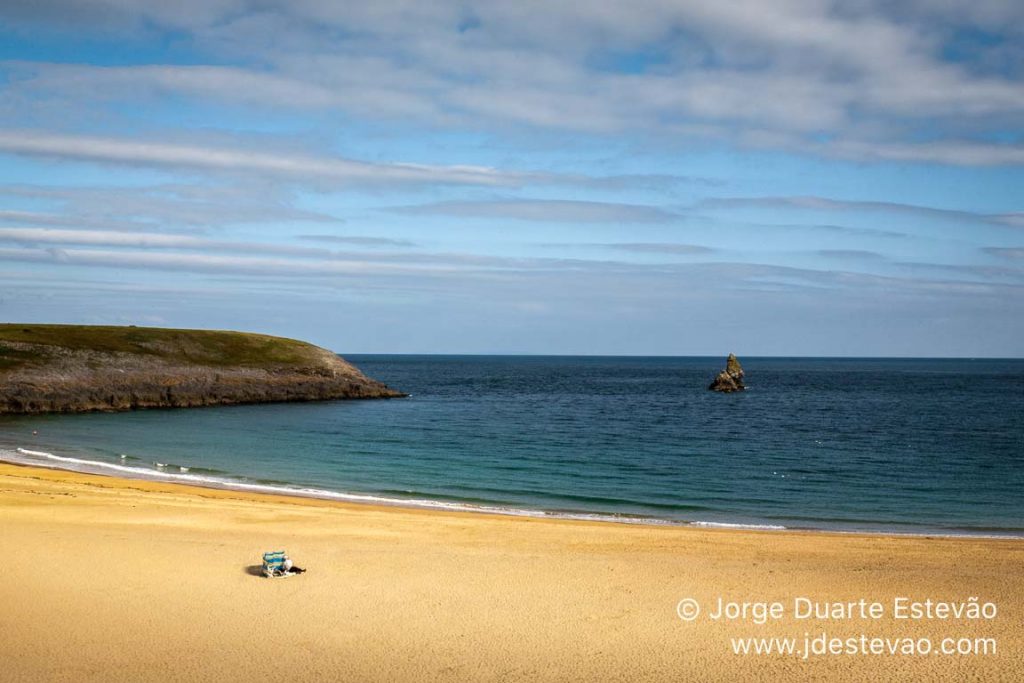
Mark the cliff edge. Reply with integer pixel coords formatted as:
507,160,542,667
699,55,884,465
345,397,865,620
0,324,405,414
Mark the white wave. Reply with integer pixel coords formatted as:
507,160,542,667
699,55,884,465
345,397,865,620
690,520,788,531
14,448,54,458
3,446,665,524
3,446,1021,539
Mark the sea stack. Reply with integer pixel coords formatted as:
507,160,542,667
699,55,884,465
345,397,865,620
708,353,745,393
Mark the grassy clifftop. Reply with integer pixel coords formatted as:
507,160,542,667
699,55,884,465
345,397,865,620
0,324,404,413
1,325,327,371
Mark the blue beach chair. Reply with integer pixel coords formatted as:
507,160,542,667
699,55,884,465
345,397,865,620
262,550,288,578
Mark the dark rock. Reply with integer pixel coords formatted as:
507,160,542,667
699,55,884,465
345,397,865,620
708,353,745,392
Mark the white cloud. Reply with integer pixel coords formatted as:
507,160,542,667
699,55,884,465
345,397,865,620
825,139,1024,167
2,2,1022,165
0,246,454,277
390,199,679,223
0,228,634,271
596,242,714,255
0,130,530,187
700,195,1024,226
4,62,348,110
298,234,418,248
0,183,344,230
984,247,1024,260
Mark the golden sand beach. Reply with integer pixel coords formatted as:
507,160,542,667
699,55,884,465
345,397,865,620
1,462,1020,682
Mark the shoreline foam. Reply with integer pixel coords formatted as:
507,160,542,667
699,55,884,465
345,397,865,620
4,445,1019,540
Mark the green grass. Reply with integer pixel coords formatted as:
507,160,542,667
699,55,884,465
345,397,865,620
0,324,323,371
0,345,39,371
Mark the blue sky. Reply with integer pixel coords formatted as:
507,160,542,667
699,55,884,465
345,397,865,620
1,1,1022,356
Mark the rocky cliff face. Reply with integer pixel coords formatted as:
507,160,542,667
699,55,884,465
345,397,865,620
708,353,745,393
0,325,405,414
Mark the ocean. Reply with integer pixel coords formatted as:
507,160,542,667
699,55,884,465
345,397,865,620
1,356,1022,536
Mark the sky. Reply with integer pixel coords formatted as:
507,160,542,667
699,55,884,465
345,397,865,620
0,1,1022,356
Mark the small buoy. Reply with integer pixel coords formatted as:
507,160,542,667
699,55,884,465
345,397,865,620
32,430,38,436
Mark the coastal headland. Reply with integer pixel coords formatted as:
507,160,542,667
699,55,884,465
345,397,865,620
0,462,1019,682
0,324,404,414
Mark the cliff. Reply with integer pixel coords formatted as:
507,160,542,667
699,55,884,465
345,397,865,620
0,324,405,414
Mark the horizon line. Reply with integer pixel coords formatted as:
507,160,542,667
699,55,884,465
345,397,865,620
337,352,1024,360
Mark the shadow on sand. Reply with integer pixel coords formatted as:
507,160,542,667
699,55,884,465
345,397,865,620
244,565,266,577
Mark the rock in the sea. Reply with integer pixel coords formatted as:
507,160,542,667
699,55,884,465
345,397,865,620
708,353,745,392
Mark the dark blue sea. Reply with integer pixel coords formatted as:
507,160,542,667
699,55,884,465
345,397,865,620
2,356,1022,536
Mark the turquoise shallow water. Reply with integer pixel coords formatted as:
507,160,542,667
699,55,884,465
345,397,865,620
1,356,1022,535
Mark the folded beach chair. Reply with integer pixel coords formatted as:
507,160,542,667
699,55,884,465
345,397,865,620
262,550,288,578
